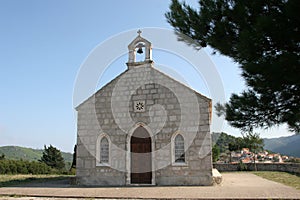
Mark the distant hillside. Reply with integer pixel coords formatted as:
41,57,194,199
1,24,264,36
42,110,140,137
211,132,222,145
264,135,300,157
0,146,73,163
211,132,237,153
212,132,300,158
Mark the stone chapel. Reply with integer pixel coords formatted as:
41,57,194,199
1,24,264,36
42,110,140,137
76,31,213,186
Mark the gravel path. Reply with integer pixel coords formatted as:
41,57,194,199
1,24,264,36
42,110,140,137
0,173,299,199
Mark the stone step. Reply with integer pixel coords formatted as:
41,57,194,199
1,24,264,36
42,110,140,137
212,168,222,185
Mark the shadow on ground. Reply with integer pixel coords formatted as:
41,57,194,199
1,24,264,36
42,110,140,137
0,176,73,188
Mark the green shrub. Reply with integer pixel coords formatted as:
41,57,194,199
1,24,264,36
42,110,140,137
0,159,58,175
238,161,248,171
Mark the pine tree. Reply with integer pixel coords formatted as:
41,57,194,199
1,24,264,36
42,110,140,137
166,0,300,133
40,145,65,170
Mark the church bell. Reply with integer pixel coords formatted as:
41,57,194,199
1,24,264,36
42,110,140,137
137,47,143,54
136,43,144,54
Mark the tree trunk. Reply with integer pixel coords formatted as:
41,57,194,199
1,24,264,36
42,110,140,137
253,154,257,171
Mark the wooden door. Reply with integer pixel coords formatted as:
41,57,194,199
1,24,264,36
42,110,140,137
130,126,152,184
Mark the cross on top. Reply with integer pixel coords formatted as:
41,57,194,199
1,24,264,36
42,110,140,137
137,29,142,36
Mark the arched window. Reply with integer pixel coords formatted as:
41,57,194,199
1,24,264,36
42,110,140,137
96,134,110,166
100,137,109,164
174,134,185,163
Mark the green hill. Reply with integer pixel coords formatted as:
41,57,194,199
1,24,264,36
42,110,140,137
264,135,300,157
0,146,73,163
211,132,238,153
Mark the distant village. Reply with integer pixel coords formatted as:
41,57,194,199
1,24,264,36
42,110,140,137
216,148,299,164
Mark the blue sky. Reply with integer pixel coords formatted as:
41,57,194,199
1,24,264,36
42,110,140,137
0,0,293,152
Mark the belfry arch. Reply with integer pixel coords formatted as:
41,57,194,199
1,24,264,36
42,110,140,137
127,30,152,67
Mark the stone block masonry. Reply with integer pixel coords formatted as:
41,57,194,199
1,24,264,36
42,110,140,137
75,33,213,186
214,163,300,174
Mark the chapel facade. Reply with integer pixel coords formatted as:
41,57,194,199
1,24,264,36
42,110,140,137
76,32,213,186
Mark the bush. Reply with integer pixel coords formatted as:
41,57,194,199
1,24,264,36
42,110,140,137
238,161,248,171
69,168,76,175
0,159,67,175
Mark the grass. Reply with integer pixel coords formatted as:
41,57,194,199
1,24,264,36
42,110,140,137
252,171,300,190
0,174,72,187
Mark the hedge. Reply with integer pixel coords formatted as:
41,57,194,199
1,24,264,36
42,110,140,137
0,159,70,175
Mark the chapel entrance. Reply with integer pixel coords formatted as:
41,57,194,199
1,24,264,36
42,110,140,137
130,126,152,184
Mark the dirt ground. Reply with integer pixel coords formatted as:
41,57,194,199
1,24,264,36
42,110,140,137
0,172,299,199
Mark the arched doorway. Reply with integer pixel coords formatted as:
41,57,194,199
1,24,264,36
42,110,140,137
130,126,152,184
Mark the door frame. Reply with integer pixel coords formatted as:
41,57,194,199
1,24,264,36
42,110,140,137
126,122,155,185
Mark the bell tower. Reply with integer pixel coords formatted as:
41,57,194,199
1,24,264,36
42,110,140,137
127,30,153,69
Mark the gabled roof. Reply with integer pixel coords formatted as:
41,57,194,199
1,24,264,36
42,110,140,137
75,69,128,111
76,65,211,111
128,35,151,50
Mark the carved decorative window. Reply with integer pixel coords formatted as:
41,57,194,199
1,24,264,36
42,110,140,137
134,100,145,112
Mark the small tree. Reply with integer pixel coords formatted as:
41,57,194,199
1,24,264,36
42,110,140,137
40,145,65,170
274,156,280,163
212,144,220,162
228,142,238,163
243,132,264,170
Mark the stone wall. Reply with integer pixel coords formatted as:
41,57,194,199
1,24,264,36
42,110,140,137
213,163,300,174
76,65,213,186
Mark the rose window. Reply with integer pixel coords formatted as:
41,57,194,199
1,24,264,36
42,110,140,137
134,100,145,112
